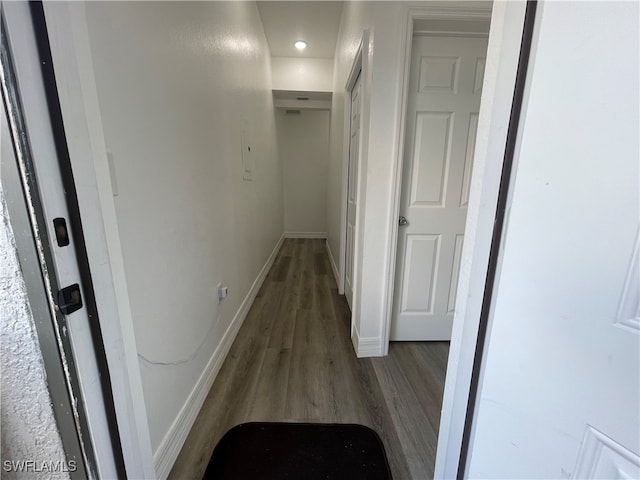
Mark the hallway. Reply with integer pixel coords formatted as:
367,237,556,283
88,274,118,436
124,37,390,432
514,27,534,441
2,2,637,478
169,238,448,479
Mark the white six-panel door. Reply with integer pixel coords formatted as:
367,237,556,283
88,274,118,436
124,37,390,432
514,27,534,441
345,72,361,309
391,35,488,340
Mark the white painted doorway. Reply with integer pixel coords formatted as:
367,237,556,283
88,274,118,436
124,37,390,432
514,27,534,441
391,34,488,340
344,71,361,309
465,1,640,476
1,2,122,476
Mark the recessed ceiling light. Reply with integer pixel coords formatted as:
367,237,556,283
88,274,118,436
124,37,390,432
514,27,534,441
294,40,307,51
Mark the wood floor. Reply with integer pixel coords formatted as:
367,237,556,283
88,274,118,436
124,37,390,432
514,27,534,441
169,239,449,480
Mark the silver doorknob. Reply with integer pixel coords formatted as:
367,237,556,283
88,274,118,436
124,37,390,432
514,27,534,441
399,216,408,226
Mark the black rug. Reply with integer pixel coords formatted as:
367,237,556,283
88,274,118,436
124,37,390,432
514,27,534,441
202,422,392,479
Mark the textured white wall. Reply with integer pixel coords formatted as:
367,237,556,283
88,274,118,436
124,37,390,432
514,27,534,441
84,1,283,455
271,57,333,92
0,191,70,480
276,109,330,235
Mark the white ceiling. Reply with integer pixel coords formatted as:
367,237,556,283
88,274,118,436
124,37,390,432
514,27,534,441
257,2,344,59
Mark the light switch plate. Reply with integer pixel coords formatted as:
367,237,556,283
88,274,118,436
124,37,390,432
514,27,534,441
241,135,253,181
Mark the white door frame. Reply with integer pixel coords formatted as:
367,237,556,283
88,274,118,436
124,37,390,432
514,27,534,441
339,30,372,345
436,3,531,476
377,3,529,478
343,71,360,309
32,2,531,478
39,3,156,478
382,3,492,358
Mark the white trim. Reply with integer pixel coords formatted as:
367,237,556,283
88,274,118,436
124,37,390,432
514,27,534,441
573,425,640,479
284,231,327,239
413,31,489,39
338,38,365,297
42,3,156,477
357,337,383,358
341,30,372,357
435,3,528,478
274,99,331,111
380,6,413,357
615,227,640,334
351,321,360,354
326,240,340,290
350,324,383,358
153,233,284,480
345,38,364,92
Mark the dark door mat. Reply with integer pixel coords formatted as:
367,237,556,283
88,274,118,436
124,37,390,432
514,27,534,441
203,422,393,479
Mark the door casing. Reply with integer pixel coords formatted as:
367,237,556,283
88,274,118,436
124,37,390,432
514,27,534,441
33,2,156,477
339,30,372,348
344,71,361,311
383,5,492,357
376,3,529,479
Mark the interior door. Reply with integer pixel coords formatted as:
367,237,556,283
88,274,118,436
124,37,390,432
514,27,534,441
467,2,639,477
344,72,361,309
391,35,488,340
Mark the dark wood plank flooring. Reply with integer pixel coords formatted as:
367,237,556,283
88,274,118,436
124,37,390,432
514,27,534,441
168,238,449,479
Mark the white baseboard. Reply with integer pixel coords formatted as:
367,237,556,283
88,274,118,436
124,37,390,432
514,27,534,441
351,322,360,355
325,240,340,290
351,324,384,358
153,233,285,480
284,231,327,239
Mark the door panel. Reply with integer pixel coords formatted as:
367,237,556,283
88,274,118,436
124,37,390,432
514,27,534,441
344,73,361,309
392,35,488,340
401,234,440,313
411,112,452,206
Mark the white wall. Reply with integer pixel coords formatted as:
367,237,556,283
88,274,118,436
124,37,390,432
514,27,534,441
467,1,639,477
329,2,399,348
327,1,425,351
276,109,330,235
83,0,283,468
0,190,70,480
272,57,333,92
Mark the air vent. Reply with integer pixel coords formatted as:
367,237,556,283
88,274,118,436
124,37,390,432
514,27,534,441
296,96,310,101
285,109,301,115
